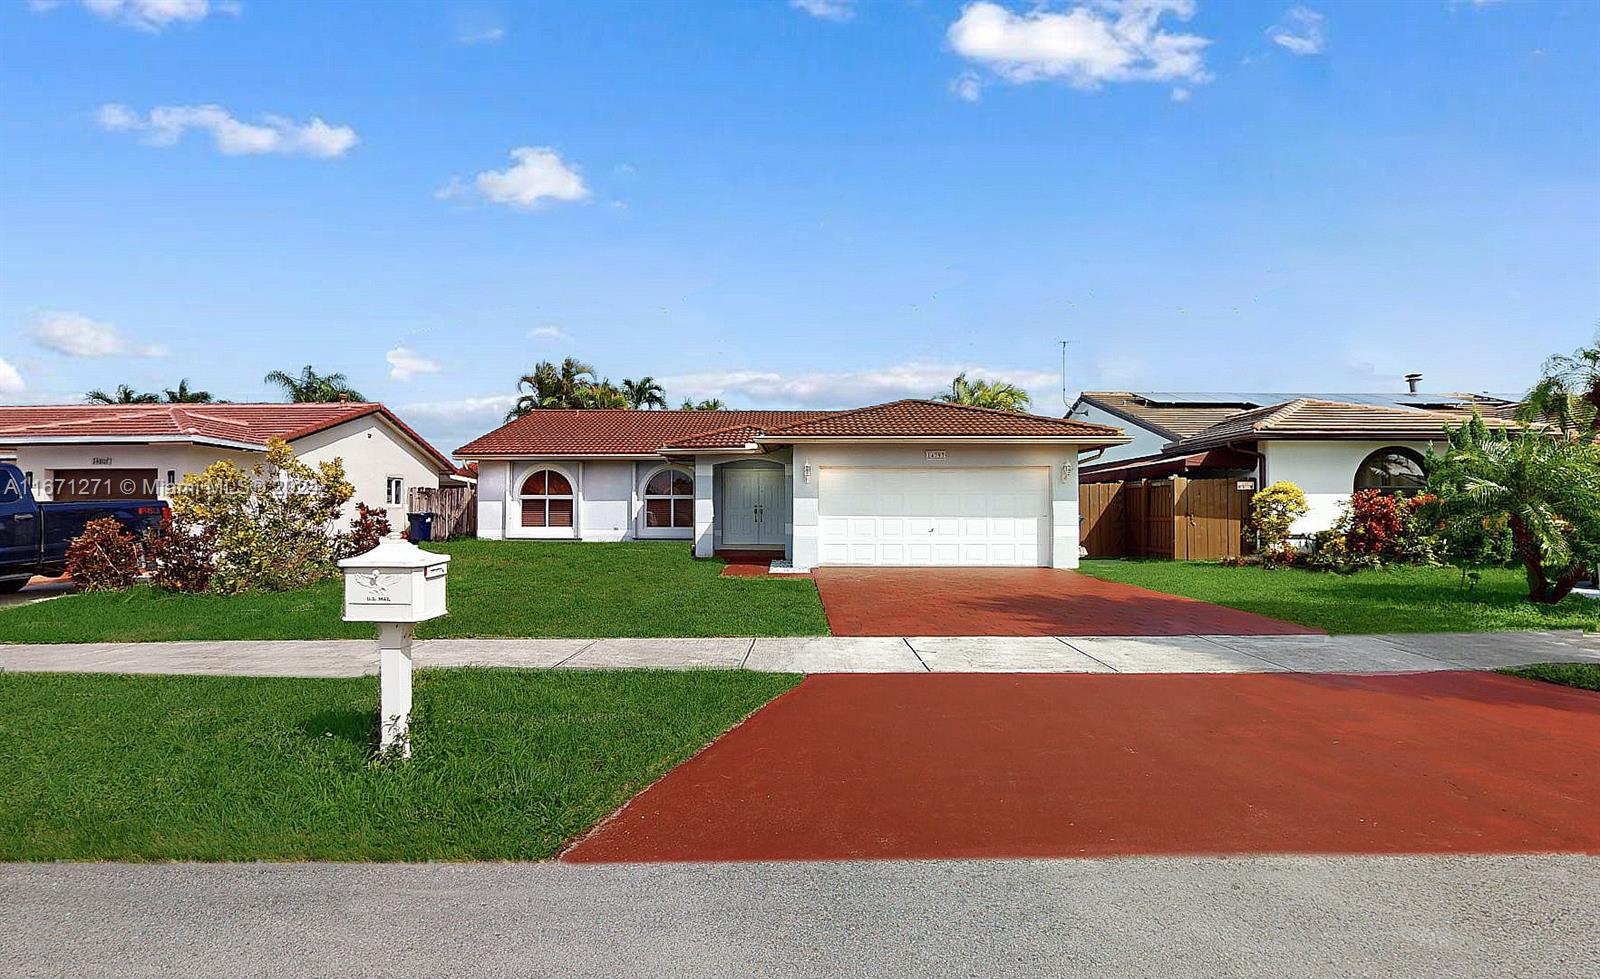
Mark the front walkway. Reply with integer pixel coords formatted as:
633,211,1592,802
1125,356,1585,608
1,631,1596,677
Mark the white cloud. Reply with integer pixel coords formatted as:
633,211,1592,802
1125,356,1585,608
790,0,856,22
437,147,590,210
96,103,358,158
949,71,985,103
0,357,25,394
947,0,1211,93
35,0,238,31
32,311,165,358
527,326,570,341
386,346,441,382
661,362,1063,409
459,26,506,44
1268,6,1324,55
399,394,519,422
1169,86,1191,102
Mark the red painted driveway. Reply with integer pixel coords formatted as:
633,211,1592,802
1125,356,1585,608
813,567,1319,636
564,672,1600,863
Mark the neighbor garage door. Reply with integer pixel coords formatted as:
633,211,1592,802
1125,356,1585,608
817,468,1050,567
50,469,161,502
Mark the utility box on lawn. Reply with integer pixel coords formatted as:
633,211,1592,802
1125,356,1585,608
340,534,450,624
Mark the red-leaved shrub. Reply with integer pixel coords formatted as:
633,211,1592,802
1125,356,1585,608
143,514,217,593
64,517,144,591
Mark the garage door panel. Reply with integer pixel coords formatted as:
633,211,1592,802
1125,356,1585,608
818,468,1051,567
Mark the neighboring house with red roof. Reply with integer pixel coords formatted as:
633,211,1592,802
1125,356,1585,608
1070,388,1524,534
455,399,1128,570
0,403,464,527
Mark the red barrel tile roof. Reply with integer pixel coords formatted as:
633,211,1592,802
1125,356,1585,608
458,410,828,456
458,400,1125,457
0,403,457,473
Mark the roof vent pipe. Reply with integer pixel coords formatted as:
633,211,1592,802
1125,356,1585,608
1404,373,1423,394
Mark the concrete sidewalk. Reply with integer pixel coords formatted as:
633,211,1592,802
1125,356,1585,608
1,630,1596,677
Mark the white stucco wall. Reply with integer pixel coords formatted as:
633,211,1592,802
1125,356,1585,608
290,415,444,527
1262,439,1436,535
476,461,509,539
14,443,258,501
788,443,1080,570
1071,404,1161,463
481,459,702,542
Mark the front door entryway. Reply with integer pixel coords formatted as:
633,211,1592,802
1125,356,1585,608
722,466,785,548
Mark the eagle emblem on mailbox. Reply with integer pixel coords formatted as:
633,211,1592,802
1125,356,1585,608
358,570,394,602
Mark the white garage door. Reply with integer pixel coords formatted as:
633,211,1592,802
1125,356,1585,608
817,468,1051,567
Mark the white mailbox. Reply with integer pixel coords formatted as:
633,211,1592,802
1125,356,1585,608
340,535,450,623
339,534,450,759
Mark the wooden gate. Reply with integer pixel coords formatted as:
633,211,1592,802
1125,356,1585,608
408,485,477,540
1079,476,1251,561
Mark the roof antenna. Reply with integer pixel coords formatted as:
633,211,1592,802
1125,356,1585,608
1060,340,1072,415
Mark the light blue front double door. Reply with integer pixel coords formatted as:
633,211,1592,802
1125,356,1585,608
721,467,785,548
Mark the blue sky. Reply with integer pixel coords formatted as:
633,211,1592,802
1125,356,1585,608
2,0,1596,451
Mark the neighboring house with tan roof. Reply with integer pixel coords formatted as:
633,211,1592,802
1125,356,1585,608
455,400,1128,570
1070,388,1522,535
0,403,464,528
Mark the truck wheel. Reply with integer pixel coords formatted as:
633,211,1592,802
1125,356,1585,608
0,578,30,594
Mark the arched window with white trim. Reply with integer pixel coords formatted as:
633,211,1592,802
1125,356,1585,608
520,469,574,527
644,467,694,529
1354,447,1426,495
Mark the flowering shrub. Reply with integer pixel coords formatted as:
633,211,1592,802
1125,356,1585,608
1310,490,1443,571
166,439,353,594
64,517,144,591
338,502,392,559
143,513,217,593
1249,481,1308,566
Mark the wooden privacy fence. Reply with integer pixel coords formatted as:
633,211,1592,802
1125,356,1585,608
408,485,477,540
1079,476,1252,561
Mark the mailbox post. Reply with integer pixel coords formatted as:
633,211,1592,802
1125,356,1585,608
340,533,451,759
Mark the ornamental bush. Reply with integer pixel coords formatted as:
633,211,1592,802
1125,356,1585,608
64,517,144,591
166,438,354,594
338,502,392,559
1249,481,1308,565
1310,489,1444,571
143,513,217,593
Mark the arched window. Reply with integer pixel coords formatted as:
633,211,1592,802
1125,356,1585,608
1354,447,1426,495
520,469,574,528
644,467,694,528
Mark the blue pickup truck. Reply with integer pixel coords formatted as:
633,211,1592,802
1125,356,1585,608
0,463,168,592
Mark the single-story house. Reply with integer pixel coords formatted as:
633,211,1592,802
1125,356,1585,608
0,402,464,527
1071,390,1522,534
455,400,1128,570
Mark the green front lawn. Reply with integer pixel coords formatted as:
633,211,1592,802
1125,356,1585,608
0,540,830,643
1502,663,1600,692
1078,560,1599,635
0,668,798,861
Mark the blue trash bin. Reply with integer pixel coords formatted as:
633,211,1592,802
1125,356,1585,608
407,512,434,542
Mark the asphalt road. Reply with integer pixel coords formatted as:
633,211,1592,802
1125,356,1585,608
2,856,1596,978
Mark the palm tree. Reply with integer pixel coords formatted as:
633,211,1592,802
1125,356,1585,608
264,365,365,403
575,380,630,409
85,384,159,405
679,398,727,411
1518,332,1600,433
163,379,214,403
934,372,1032,412
1429,415,1600,603
622,376,668,410
505,358,600,419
